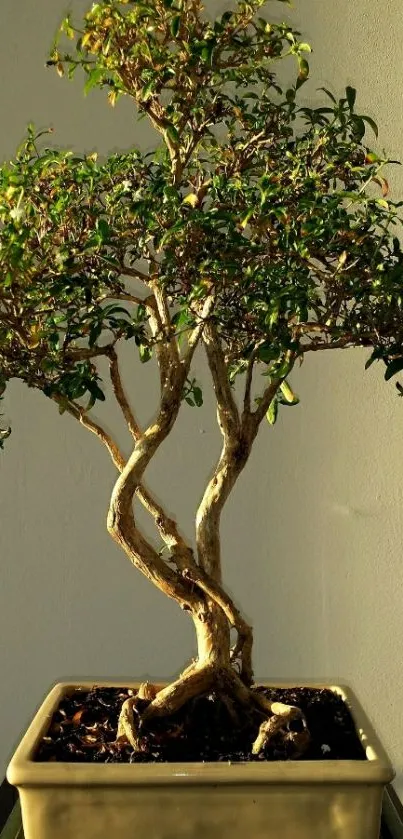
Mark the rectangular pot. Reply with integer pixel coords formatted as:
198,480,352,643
7,680,394,839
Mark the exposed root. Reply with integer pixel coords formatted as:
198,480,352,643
137,682,158,701
230,629,254,686
218,668,310,758
251,700,310,757
117,667,217,751
116,682,158,749
116,670,310,760
116,697,142,751
179,659,198,680
221,665,253,707
141,664,216,724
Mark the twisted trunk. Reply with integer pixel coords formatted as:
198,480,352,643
195,434,254,684
55,278,307,755
193,603,231,669
101,311,307,754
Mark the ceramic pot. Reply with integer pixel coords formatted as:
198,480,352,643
7,680,394,839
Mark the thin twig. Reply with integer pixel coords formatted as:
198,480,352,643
107,346,141,440
242,348,258,417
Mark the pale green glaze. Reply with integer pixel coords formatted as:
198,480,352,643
8,681,394,839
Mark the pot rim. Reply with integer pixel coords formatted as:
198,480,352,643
7,680,395,787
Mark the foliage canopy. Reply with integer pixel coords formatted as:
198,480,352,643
1,0,403,445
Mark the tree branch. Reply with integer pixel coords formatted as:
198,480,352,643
247,377,282,435
52,394,195,571
196,322,245,585
246,351,299,437
242,348,259,417
300,336,373,352
53,394,202,610
53,378,252,675
64,343,115,361
120,265,151,284
195,436,254,681
106,335,203,606
193,325,262,679
195,436,250,581
109,504,201,611
136,488,195,569
61,298,212,573
181,295,214,370
107,346,141,441
145,286,174,391
55,300,255,663
100,291,150,308
53,395,126,471
203,322,240,441
150,280,181,373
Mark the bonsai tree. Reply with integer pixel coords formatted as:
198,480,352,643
1,0,403,756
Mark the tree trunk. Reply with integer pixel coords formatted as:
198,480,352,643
105,327,308,754
193,601,231,669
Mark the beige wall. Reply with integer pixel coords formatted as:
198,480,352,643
288,0,403,800
0,0,402,801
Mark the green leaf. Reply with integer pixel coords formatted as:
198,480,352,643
365,354,376,370
193,386,203,407
139,344,152,363
361,114,378,138
185,396,195,406
297,57,309,86
141,79,155,102
258,345,279,363
87,379,106,403
266,398,278,425
317,86,336,103
350,116,365,140
96,218,110,241
201,42,215,64
60,16,75,40
165,124,180,146
170,14,181,37
84,68,106,95
89,321,103,346
279,380,299,406
273,356,293,378
220,10,233,25
240,209,253,229
103,305,131,317
158,219,184,249
385,357,403,381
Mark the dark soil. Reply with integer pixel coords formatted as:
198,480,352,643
35,685,366,764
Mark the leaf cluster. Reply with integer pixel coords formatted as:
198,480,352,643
2,0,403,442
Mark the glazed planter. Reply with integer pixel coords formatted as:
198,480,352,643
7,680,394,839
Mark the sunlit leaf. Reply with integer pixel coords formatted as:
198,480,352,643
266,399,278,425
